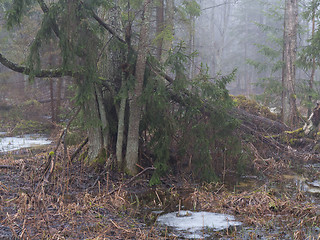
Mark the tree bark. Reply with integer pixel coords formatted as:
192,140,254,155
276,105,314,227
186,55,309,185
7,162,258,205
0,53,73,78
308,9,316,117
282,0,299,127
56,78,62,122
189,16,195,78
50,78,56,122
160,0,174,63
85,92,104,161
95,85,109,149
116,94,126,168
156,0,164,59
125,0,151,175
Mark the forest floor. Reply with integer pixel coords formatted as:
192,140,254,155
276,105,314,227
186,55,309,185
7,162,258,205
1,98,320,239
0,142,320,239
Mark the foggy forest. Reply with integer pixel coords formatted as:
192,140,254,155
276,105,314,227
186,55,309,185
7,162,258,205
1,0,320,239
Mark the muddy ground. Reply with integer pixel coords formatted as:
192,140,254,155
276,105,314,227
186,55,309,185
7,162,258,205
0,141,320,239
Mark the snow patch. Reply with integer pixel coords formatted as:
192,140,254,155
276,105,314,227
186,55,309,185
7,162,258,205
0,134,51,152
308,180,320,188
157,211,242,238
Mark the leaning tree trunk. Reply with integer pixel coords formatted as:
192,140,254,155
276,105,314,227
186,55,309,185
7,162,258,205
125,0,151,175
282,0,299,127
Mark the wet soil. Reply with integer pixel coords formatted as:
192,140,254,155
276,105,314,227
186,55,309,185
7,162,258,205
0,142,320,239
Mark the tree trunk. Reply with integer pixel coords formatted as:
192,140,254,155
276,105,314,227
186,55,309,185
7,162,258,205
282,0,299,127
95,84,109,149
156,0,164,59
160,0,174,63
49,78,56,122
56,78,62,122
125,0,151,175
308,9,316,117
85,91,104,161
189,16,195,79
116,93,126,168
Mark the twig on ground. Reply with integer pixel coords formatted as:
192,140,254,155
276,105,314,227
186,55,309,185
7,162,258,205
36,107,81,192
110,219,132,233
108,166,155,195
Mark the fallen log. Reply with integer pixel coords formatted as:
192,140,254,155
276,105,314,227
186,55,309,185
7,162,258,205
231,107,290,134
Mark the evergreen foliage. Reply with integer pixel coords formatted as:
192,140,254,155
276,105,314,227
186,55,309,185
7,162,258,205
3,0,242,184
6,0,36,29
297,0,320,111
141,44,239,184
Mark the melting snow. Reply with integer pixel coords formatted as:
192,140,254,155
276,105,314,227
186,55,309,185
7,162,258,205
0,134,51,152
308,180,320,188
157,210,242,238
305,180,320,193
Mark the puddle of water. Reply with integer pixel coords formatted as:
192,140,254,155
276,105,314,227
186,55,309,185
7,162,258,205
156,210,242,239
0,134,51,153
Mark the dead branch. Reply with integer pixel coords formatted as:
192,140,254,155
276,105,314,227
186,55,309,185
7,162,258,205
108,166,155,195
37,108,81,191
0,53,74,78
71,137,89,162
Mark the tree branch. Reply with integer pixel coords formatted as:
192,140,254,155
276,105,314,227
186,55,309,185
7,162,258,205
0,53,74,78
36,0,61,38
201,1,239,11
90,9,126,45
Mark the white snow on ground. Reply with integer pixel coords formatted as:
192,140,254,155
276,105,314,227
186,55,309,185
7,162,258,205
0,134,51,152
157,210,242,239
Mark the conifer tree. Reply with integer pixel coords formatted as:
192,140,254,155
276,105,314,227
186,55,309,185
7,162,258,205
0,0,240,182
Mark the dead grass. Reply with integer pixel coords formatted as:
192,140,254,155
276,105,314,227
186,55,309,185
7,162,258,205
191,183,320,233
1,145,320,239
0,149,178,239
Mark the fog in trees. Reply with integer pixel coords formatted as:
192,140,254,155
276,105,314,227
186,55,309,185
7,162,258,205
193,0,319,117
1,1,320,238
